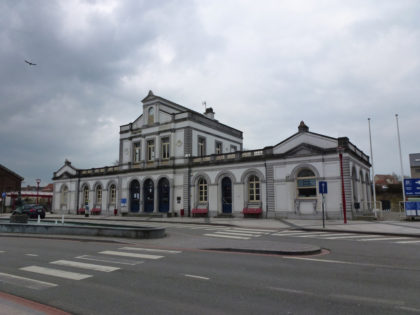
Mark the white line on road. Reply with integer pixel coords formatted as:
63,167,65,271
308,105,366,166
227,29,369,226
0,272,57,290
99,251,163,260
394,239,420,244
358,237,411,242
20,266,92,280
272,231,327,236
214,231,259,237
295,233,356,238
203,233,250,240
119,247,181,254
322,235,378,240
25,254,38,257
184,274,210,280
0,251,5,253
227,229,267,235
229,228,277,233
51,260,120,272
75,255,141,266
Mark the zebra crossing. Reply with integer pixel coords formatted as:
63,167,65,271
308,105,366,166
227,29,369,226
204,227,278,240
0,246,181,291
272,230,420,244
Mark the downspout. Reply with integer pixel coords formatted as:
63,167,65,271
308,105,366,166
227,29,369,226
264,161,268,218
76,175,80,214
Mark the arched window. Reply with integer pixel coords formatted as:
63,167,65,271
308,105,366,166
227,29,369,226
60,186,68,205
148,107,154,124
96,185,102,204
83,186,89,205
296,169,316,197
109,184,116,204
198,178,208,202
248,175,260,202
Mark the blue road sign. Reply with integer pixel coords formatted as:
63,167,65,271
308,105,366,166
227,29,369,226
319,181,328,194
120,198,127,206
1,192,6,198
404,178,420,196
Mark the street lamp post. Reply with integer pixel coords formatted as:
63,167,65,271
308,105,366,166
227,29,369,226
338,147,347,224
36,179,41,205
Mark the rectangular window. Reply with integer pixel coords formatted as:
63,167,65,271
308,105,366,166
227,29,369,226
198,137,206,156
133,142,141,163
161,137,170,160
230,145,237,152
215,141,222,155
147,140,155,161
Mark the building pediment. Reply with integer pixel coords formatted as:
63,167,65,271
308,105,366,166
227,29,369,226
54,160,77,179
282,143,327,158
273,131,337,155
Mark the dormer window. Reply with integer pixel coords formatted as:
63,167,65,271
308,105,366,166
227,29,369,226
148,107,155,124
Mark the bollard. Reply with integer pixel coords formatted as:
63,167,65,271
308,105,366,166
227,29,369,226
114,208,118,216
61,214,64,224
37,215,40,224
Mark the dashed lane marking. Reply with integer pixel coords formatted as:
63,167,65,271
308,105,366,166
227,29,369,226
119,247,182,254
99,251,163,260
214,231,261,237
0,272,57,290
25,254,38,257
50,260,120,272
203,233,250,240
358,237,412,242
20,266,92,280
184,274,210,280
394,240,420,244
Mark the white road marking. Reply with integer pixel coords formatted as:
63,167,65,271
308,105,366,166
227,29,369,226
283,257,354,265
214,231,260,237
268,287,313,295
331,294,404,306
295,233,356,238
51,260,120,272
229,228,277,233
21,266,92,280
394,239,420,244
119,247,181,254
204,233,250,240
272,231,327,236
359,237,411,242
184,274,210,280
0,251,5,253
0,272,57,290
323,235,378,240
25,254,38,257
397,306,420,312
99,251,163,260
75,255,141,266
228,229,267,235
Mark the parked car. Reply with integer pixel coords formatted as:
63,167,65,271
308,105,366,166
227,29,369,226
13,204,46,219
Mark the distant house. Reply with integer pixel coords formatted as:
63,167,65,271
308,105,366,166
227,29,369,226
410,153,420,178
0,164,23,193
374,174,399,187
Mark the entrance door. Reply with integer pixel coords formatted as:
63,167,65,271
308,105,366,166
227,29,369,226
158,178,170,213
130,180,140,212
143,179,154,212
222,177,232,213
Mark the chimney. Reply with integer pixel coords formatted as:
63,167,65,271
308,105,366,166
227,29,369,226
204,107,215,120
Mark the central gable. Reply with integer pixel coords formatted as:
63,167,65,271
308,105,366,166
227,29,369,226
273,122,337,155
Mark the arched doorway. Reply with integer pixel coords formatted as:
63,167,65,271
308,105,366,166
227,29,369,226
221,177,232,213
130,180,140,212
144,179,154,212
158,178,170,213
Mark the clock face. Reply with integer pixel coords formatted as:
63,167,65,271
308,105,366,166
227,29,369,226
176,140,183,147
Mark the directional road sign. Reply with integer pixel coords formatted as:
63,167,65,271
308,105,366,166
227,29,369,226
404,179,420,196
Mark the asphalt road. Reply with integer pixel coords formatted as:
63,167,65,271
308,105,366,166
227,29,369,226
1,223,420,314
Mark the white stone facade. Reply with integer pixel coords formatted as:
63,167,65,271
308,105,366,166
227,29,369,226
53,91,373,219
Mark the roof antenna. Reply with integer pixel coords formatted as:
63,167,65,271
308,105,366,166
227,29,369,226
202,101,207,111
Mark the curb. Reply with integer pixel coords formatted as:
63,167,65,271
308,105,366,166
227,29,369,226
205,246,322,256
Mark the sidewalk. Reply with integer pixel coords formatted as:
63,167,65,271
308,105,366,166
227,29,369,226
29,213,420,237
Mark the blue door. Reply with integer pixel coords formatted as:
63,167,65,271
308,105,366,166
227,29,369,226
222,177,232,213
158,178,170,213
143,179,154,212
130,180,140,212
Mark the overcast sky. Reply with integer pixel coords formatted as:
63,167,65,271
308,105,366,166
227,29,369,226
1,0,419,187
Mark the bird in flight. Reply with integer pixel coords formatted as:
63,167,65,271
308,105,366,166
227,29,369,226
24,60,37,66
